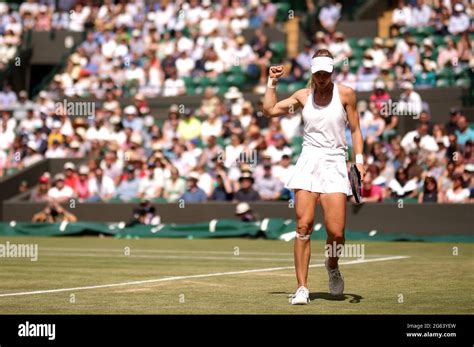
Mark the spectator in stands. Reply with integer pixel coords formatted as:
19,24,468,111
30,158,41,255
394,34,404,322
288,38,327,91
258,0,277,26
387,167,419,199
437,38,458,69
47,173,75,203
455,115,474,149
32,201,77,223
335,64,357,90
88,167,115,202
390,0,411,36
211,171,233,201
177,108,202,141
445,174,470,203
457,31,472,66
181,172,207,202
368,37,387,67
0,84,17,109
255,163,283,201
410,0,432,27
22,141,43,167
356,56,379,92
415,59,437,88
446,107,461,135
448,3,470,35
329,32,352,65
30,175,50,202
234,172,260,201
319,0,341,33
115,165,139,202
402,122,439,154
163,166,186,203
12,90,35,120
138,162,163,201
361,172,384,203
418,175,441,203
398,81,422,117
63,162,78,189
235,202,258,222
75,166,90,202
162,68,186,97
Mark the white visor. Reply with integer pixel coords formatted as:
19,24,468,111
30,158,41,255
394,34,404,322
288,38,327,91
311,57,334,73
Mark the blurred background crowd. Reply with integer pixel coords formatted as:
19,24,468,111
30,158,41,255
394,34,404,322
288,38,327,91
0,0,473,206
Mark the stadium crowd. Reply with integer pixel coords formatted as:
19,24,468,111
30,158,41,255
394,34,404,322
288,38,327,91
0,0,472,205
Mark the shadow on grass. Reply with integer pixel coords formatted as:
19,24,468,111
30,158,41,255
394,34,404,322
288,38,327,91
269,292,363,303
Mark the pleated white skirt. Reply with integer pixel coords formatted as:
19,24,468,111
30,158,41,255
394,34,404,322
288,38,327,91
285,146,352,196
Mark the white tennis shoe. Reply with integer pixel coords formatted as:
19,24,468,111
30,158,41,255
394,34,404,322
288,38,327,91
290,286,310,305
325,258,344,296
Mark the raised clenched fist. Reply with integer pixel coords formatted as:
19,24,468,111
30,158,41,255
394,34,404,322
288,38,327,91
269,65,284,79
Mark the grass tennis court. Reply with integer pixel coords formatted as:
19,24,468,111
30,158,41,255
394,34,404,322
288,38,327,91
0,237,472,314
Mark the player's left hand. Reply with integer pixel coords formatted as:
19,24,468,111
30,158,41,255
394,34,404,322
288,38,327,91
356,163,366,182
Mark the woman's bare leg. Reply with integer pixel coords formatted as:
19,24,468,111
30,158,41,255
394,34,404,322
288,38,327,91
294,189,320,288
320,193,346,269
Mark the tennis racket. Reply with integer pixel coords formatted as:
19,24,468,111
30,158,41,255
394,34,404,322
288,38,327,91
349,164,362,204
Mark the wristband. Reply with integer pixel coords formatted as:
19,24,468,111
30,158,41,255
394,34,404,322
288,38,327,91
267,77,277,88
355,154,364,165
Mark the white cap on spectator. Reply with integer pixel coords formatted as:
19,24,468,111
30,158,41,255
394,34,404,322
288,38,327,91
52,120,62,128
33,119,43,128
187,172,200,181
76,127,86,139
144,115,155,127
54,173,65,182
64,162,76,170
70,140,80,149
202,0,212,6
27,141,38,151
78,166,89,175
363,59,374,68
375,80,385,90
374,37,383,46
235,202,251,215
131,133,142,145
235,7,245,16
225,87,243,100
19,90,28,98
132,29,141,37
0,3,8,14
110,115,121,124
454,3,464,12
423,38,433,47
124,105,137,115
402,81,414,90
147,12,156,21
39,91,48,98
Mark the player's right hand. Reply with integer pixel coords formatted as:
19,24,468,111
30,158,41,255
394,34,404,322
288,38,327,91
269,65,284,79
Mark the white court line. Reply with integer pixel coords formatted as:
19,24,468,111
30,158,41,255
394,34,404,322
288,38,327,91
0,255,409,298
40,251,295,262
40,247,293,256
39,247,397,258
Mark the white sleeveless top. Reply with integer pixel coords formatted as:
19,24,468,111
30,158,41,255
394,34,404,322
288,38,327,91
301,83,348,154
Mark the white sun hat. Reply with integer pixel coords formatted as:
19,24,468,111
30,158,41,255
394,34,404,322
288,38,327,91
235,202,251,215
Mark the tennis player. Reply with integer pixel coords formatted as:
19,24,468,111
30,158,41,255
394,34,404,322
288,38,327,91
263,49,366,305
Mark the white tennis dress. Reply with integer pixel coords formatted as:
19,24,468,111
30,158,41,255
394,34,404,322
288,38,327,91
285,83,352,195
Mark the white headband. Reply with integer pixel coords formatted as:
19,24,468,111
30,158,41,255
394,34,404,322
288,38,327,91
311,57,334,73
